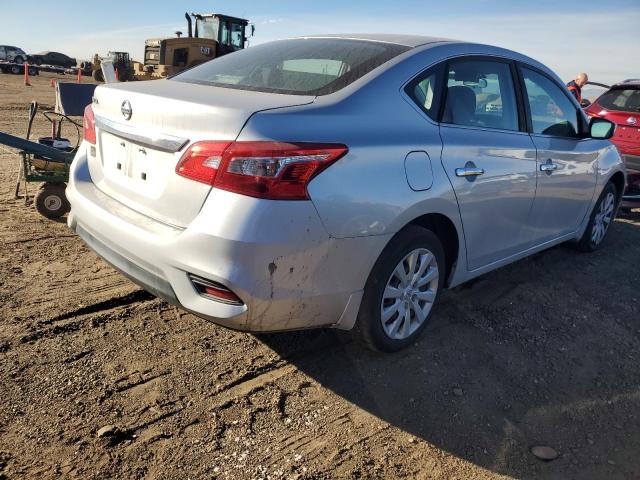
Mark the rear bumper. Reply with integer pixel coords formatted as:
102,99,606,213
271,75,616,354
622,170,640,207
66,148,381,332
623,154,640,173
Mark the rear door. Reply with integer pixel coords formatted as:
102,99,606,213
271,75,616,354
518,66,598,244
439,57,538,271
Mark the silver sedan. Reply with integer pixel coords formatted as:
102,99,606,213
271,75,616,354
67,34,625,351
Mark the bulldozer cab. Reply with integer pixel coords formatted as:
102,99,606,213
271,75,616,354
109,51,131,65
191,13,250,55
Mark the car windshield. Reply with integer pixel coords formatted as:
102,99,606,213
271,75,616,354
598,87,640,112
172,38,410,95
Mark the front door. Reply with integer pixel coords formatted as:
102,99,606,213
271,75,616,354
519,66,598,243
439,58,538,271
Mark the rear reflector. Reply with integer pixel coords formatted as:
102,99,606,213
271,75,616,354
189,274,243,306
83,105,96,145
176,141,348,200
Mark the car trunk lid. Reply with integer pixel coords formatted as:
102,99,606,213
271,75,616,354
88,80,315,228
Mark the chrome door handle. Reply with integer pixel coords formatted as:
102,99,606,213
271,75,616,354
455,167,485,177
540,161,558,172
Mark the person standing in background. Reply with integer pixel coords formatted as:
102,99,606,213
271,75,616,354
567,73,589,103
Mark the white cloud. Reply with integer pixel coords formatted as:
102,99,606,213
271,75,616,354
259,18,285,25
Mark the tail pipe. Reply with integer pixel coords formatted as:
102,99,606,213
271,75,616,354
185,12,193,38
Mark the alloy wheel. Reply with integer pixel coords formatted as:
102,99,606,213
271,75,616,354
380,248,439,340
591,192,615,246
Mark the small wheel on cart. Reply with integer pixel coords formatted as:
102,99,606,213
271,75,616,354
35,183,70,219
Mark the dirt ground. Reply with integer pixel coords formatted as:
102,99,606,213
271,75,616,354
1,71,640,480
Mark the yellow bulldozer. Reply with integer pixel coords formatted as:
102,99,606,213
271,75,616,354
134,12,253,80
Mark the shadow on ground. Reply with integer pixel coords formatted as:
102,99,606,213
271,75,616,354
259,217,640,479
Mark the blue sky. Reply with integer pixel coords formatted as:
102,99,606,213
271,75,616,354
2,0,639,85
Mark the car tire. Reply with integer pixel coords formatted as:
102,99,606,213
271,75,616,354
35,183,70,219
354,225,445,352
93,69,104,82
575,182,618,252
10,65,21,74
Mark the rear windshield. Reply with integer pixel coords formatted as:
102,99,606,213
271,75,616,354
172,38,410,96
598,88,640,112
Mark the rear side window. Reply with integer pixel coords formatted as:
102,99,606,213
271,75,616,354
172,38,410,96
598,88,640,113
406,66,443,121
521,67,580,138
442,59,519,131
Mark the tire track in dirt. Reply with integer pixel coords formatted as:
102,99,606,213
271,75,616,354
16,293,158,344
40,290,154,325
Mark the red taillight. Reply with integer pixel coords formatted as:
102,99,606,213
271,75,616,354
83,104,96,144
176,141,348,200
175,141,231,185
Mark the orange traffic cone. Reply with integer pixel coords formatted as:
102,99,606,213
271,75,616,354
50,78,56,88
24,63,31,87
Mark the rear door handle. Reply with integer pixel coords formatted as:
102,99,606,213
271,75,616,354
540,160,558,172
455,167,485,177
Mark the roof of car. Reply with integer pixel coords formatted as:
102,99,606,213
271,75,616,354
613,79,640,88
35,51,68,56
298,33,459,47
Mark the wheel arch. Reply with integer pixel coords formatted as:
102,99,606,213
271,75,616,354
406,212,460,287
608,170,625,202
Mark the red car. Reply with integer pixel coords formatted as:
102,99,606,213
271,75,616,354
586,79,640,210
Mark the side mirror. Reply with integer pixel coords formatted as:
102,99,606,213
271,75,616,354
251,25,256,37
590,117,615,140
580,98,591,108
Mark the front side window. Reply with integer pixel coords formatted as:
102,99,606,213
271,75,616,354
521,67,580,138
230,23,244,48
197,18,219,41
173,38,410,96
597,88,640,113
442,59,519,131
220,22,230,45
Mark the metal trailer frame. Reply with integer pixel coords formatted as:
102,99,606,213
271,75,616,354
0,102,78,218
